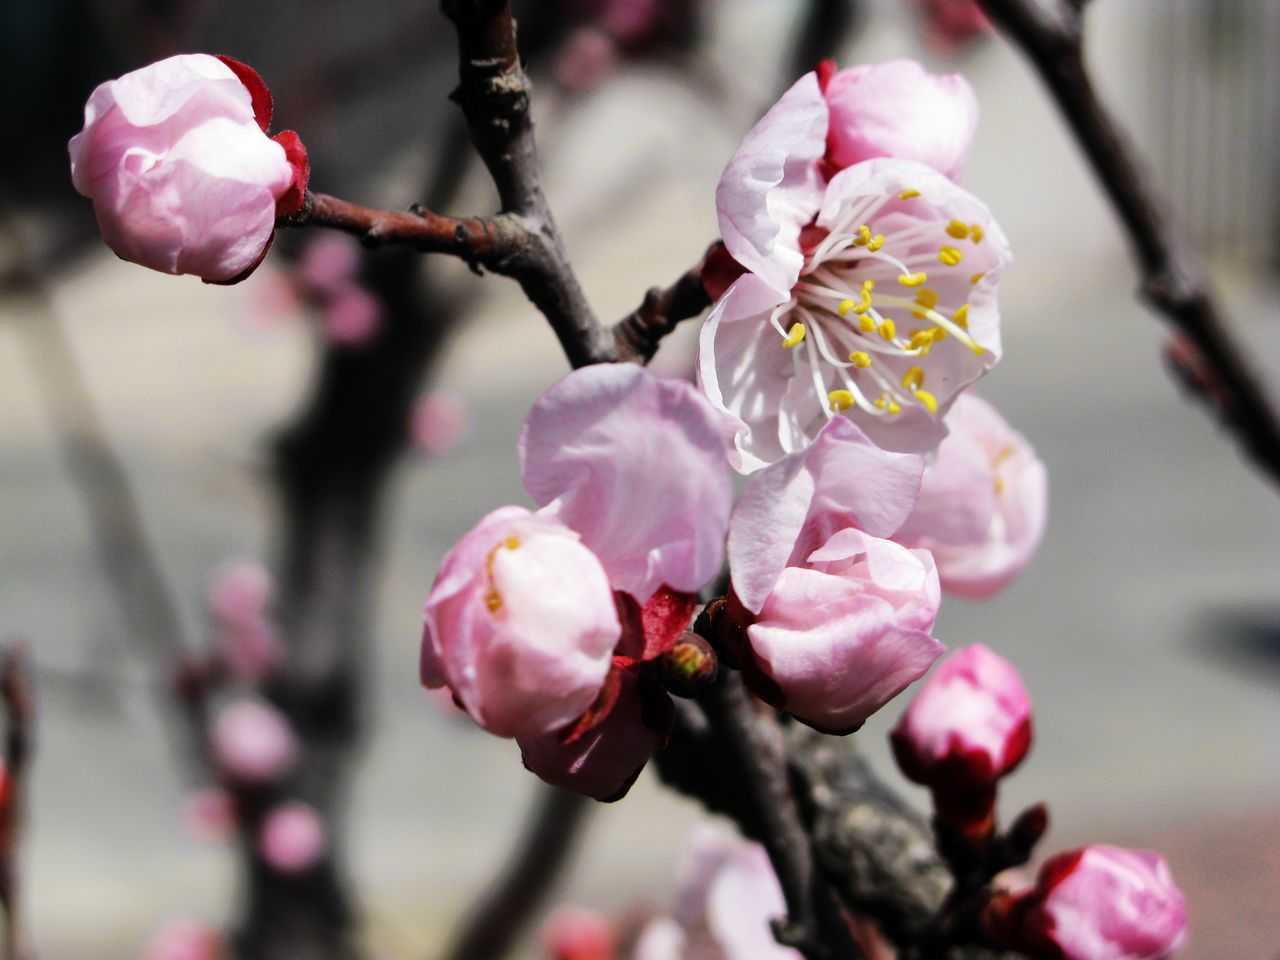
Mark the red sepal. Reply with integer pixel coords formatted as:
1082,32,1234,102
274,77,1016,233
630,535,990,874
272,130,310,217
815,58,837,93
216,54,273,132
203,231,274,286
614,587,699,663
561,664,626,747
700,242,747,301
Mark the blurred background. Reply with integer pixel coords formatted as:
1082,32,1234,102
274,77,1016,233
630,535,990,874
1,0,1278,956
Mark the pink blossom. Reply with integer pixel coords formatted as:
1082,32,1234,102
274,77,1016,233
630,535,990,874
895,394,1047,598
297,233,361,299
633,825,801,960
824,60,978,178
210,699,296,783
913,0,992,53
542,905,615,960
258,802,326,873
411,391,469,457
69,54,307,284
890,644,1031,802
181,787,236,842
700,71,1010,471
323,285,382,345
208,560,280,680
986,846,1188,960
143,920,222,960
555,28,619,93
747,528,943,733
421,506,621,740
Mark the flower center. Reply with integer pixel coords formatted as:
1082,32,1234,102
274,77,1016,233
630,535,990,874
771,188,992,421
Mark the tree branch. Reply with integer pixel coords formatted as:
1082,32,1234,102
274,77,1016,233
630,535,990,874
610,252,713,363
977,0,1280,486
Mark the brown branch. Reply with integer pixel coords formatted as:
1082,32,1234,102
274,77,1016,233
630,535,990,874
440,787,590,960
976,0,1280,486
611,251,713,363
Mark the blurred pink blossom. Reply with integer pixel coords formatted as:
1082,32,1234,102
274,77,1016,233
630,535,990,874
208,560,281,680
555,28,619,93
143,920,222,960
259,802,326,873
894,394,1047,598
913,0,992,54
323,285,383,345
986,846,1188,960
210,699,297,783
700,69,1010,470
411,391,469,457
542,905,615,960
181,787,236,843
68,54,306,284
297,234,362,299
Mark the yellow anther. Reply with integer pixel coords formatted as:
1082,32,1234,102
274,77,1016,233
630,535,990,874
863,278,876,291
782,322,807,349
878,319,897,341
898,188,921,200
952,304,969,329
867,234,885,252
859,315,876,333
849,351,871,368
853,296,871,315
931,325,948,341
502,535,521,550
874,395,888,410
970,223,985,244
908,331,935,351
828,389,855,412
901,366,925,390
915,288,940,309
914,389,939,415
970,271,986,285
946,219,970,239
888,399,902,415
938,246,964,267
838,298,856,317
856,225,872,246
484,591,503,613
897,272,928,288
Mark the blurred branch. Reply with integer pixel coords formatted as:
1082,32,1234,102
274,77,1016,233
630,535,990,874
977,0,1280,488
0,643,33,960
440,787,590,960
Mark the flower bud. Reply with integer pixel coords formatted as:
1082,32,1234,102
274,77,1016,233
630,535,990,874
258,801,326,873
421,507,621,739
542,905,615,960
208,560,280,681
984,845,1188,960
823,59,978,178
68,54,307,283
659,632,717,699
890,644,1031,836
210,699,296,783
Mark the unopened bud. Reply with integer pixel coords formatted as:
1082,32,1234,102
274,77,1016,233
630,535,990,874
660,632,717,698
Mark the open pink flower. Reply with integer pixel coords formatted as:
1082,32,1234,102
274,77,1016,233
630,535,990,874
633,825,801,960
985,846,1188,960
824,60,978,178
895,394,1047,598
890,644,1031,833
728,418,939,732
422,365,732,793
259,801,326,873
210,699,296,783
700,71,1010,471
69,54,308,284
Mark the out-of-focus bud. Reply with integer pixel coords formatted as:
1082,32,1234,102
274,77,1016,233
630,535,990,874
983,845,1188,960
890,644,1031,837
210,699,297,783
659,631,717,699
258,801,326,873
542,905,615,960
323,285,382,345
411,391,469,458
822,59,978,179
555,28,619,93
143,920,222,960
68,54,308,284
208,560,280,681
297,233,361,299
421,507,621,739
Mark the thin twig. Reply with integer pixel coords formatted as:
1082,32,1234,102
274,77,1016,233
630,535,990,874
440,787,590,960
611,251,713,363
977,0,1280,486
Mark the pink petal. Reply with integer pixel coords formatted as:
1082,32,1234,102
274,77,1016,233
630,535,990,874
258,802,327,873
715,72,828,297
520,364,733,604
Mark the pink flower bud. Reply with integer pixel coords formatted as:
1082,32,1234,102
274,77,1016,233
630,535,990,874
555,28,619,93
823,60,978,179
542,905,614,960
143,920,221,960
181,787,236,842
411,391,469,458
746,528,943,734
297,234,361,299
323,285,382,345
210,699,296,783
986,845,1188,960
421,507,621,739
891,643,1032,790
258,801,326,873
69,54,307,283
208,560,281,681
